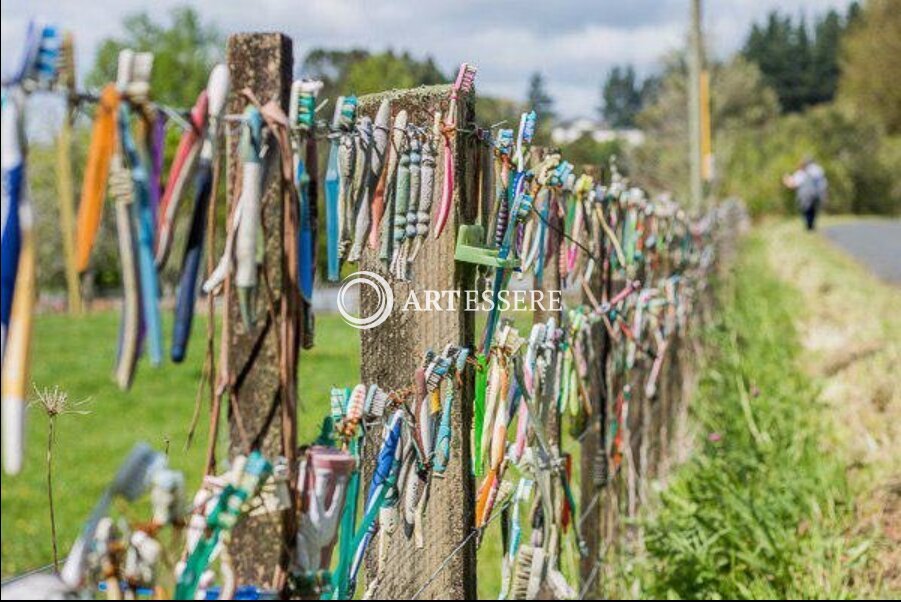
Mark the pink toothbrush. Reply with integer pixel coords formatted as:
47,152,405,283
432,63,477,239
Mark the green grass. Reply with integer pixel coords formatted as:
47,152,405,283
0,310,358,577
617,233,872,599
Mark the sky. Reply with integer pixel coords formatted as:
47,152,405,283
2,0,856,119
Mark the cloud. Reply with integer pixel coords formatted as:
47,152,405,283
2,0,857,118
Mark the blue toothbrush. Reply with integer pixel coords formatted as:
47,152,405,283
118,101,163,366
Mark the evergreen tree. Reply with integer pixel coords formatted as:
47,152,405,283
742,7,859,113
600,66,643,128
811,10,843,104
526,72,555,119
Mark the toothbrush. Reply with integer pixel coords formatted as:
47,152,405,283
75,83,120,272
9,20,60,85
108,151,142,390
325,96,356,281
60,443,166,588
346,410,404,597
2,23,60,473
234,106,264,329
482,167,535,352
1,92,25,363
482,113,537,354
155,91,208,268
432,347,468,473
396,127,422,279
337,98,358,263
432,63,477,239
348,98,389,263
1,90,33,475
389,128,412,278
117,51,164,366
175,452,272,599
408,111,441,262
170,64,229,362
289,80,323,303
346,103,383,263
377,109,408,264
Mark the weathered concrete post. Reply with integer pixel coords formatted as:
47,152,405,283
578,167,608,596
224,32,294,588
356,85,477,599
532,147,562,444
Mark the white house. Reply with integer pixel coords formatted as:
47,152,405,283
551,117,645,147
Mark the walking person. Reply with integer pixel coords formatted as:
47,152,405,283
783,156,828,231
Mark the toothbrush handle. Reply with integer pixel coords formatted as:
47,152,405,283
326,146,341,281
432,135,454,239
432,386,454,473
296,159,315,300
171,160,212,363
111,168,140,390
120,105,163,366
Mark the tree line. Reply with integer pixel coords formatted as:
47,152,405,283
23,1,901,292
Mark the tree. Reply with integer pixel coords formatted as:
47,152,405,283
301,49,445,105
600,66,643,128
524,72,554,144
631,55,780,204
86,7,222,107
343,51,446,95
558,134,624,175
475,96,524,130
810,10,843,105
526,72,554,118
839,0,901,134
742,6,859,113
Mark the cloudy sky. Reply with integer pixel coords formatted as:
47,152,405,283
2,0,855,118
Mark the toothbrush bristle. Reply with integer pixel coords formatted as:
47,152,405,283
299,80,323,96
28,24,60,84
346,384,366,423
57,33,75,90
30,23,62,86
460,64,477,92
296,81,323,124
495,129,514,154
522,111,537,144
291,81,317,129
340,95,357,129
453,62,477,94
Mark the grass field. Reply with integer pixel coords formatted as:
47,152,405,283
0,311,359,577
614,222,898,598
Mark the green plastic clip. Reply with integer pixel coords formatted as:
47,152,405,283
454,224,520,269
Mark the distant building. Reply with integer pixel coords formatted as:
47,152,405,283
551,117,645,147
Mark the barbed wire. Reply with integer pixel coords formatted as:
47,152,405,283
579,559,602,599
579,490,603,530
408,497,512,600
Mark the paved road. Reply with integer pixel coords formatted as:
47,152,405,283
822,220,901,285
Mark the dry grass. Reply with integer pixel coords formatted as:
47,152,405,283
759,217,901,595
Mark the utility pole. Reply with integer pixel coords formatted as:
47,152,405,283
688,0,704,209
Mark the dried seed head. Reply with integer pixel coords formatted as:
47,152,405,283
30,385,90,418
